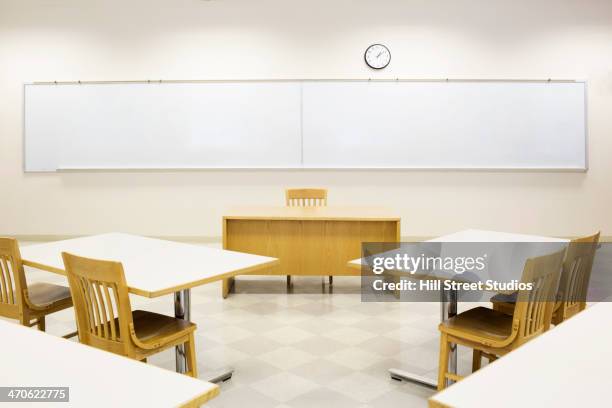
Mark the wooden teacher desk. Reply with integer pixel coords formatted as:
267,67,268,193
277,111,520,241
222,206,400,297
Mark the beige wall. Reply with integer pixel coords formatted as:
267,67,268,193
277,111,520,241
1,0,611,239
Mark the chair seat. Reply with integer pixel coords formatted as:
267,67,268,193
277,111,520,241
490,292,518,304
27,282,72,308
440,307,514,342
132,310,196,346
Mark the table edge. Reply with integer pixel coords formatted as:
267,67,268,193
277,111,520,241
178,383,220,408
224,215,401,221
23,258,281,298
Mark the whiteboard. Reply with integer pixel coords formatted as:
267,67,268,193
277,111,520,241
24,80,587,171
25,82,303,170
302,81,586,169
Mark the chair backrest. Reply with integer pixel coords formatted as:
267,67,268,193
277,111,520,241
285,188,327,207
513,248,565,346
557,232,600,320
62,252,134,356
0,238,27,317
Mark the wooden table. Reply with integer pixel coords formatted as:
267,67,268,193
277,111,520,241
429,301,612,408
20,233,278,382
0,319,219,407
222,206,400,297
349,229,568,389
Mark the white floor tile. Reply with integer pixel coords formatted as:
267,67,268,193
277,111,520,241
324,347,382,370
329,372,394,403
262,326,315,345
257,346,317,370
323,325,378,346
250,372,318,402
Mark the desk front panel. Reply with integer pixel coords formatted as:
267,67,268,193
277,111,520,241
224,218,400,276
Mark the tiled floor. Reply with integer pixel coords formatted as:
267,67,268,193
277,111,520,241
16,241,490,408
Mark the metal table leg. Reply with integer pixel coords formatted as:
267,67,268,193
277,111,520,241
389,287,458,389
174,289,191,374
440,288,458,388
174,289,234,383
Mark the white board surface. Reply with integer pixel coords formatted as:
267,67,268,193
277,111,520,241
25,82,302,170
24,80,587,171
302,81,586,169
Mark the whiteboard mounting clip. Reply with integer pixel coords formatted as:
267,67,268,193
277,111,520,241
53,81,58,85
547,78,552,82
78,80,82,85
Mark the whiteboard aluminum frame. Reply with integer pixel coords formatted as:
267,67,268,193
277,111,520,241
23,78,588,172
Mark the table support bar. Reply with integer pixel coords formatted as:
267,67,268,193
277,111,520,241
388,288,458,389
174,289,191,374
174,288,234,383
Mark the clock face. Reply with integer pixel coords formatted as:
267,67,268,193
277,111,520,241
364,44,391,69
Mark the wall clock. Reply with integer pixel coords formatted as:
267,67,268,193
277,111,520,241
364,44,391,69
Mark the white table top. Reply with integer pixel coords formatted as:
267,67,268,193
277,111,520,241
428,229,568,243
20,233,278,297
0,319,218,407
224,206,400,221
430,302,612,408
349,229,568,267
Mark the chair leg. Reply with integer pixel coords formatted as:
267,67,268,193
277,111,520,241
62,330,78,339
19,315,29,327
328,276,333,285
185,333,198,378
36,316,46,331
437,332,450,391
472,349,482,372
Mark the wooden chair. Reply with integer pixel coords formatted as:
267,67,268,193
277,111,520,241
285,188,327,207
491,232,599,324
0,237,73,334
285,188,331,286
437,248,565,390
62,252,198,377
